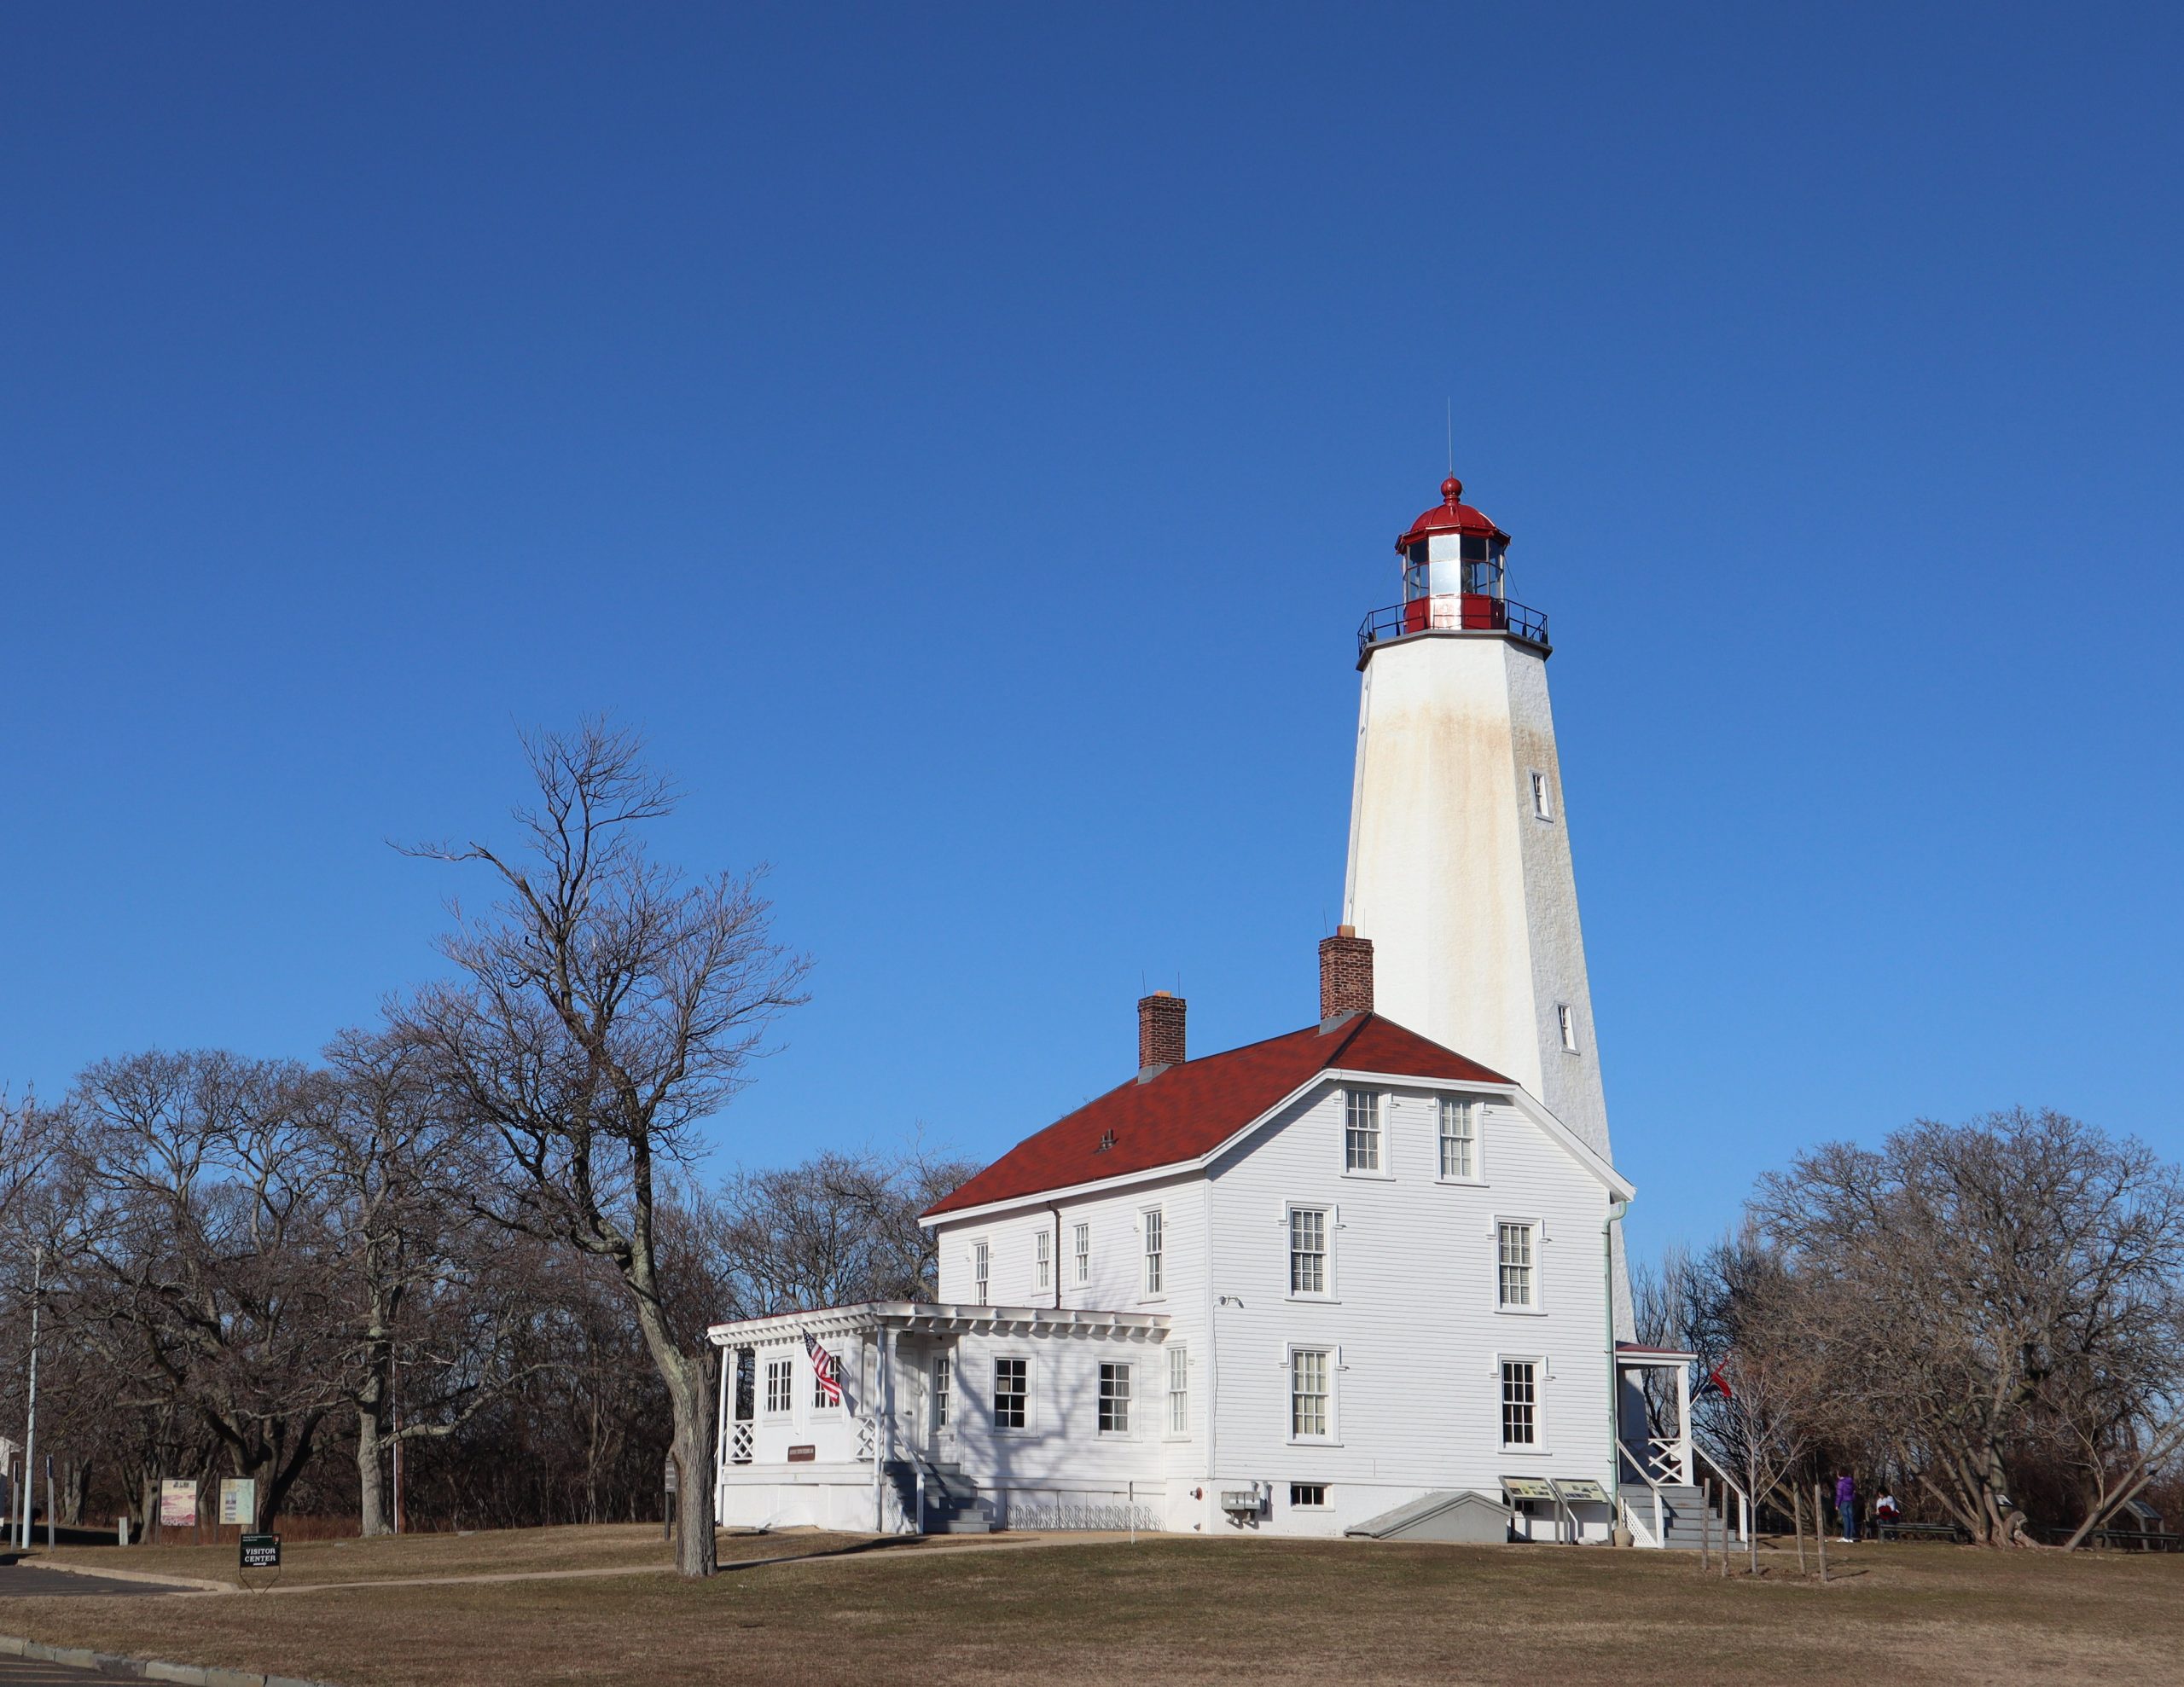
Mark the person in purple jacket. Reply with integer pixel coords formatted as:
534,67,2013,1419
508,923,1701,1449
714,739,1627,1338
1835,1472,1858,1543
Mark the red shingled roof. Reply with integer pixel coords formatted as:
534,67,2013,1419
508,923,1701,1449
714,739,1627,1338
923,1013,1511,1217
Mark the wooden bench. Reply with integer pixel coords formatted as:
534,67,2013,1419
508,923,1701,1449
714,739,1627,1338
1878,1521,1966,1543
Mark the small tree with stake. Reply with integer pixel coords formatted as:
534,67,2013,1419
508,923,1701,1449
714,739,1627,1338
400,721,809,1578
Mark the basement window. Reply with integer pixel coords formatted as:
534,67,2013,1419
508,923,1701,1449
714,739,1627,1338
1290,1483,1328,1509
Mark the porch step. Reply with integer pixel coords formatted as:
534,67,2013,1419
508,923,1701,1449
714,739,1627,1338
1620,1482,1726,1551
885,1458,997,1534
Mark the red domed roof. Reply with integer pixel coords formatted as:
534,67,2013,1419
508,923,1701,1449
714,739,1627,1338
1397,476,1509,551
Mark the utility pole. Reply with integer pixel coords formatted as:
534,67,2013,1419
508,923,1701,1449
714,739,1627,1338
19,1245,42,1551
390,1348,402,1535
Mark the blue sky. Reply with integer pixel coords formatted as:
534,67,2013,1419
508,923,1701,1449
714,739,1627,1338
4,3,2180,1265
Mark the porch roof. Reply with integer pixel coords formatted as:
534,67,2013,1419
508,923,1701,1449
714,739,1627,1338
706,1300,1172,1348
1615,1341,1696,1365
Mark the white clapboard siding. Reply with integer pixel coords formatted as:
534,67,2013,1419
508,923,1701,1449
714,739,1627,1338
922,1069,1618,1537
1201,1077,1613,1534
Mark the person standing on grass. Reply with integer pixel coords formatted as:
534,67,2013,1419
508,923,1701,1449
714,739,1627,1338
1836,1471,1857,1543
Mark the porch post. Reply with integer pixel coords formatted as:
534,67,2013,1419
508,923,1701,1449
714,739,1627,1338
1676,1363,1693,1484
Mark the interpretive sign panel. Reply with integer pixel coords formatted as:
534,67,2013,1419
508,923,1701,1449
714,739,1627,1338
218,1478,257,1528
1553,1478,1612,1504
240,1533,280,1570
1499,1475,1556,1503
158,1480,198,1529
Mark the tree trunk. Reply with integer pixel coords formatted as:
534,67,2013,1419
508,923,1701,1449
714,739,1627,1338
357,1402,390,1538
665,1347,718,1578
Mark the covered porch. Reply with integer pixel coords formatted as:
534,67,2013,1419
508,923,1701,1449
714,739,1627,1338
706,1301,1170,1535
1613,1342,1746,1549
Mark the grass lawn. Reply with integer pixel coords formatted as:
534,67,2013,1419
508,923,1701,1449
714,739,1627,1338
7,1528,2181,1684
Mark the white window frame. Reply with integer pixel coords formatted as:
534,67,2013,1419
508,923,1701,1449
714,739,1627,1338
1499,1354,1548,1454
1557,1002,1579,1053
1286,1202,1335,1301
932,1354,950,1430
1097,1360,1132,1436
1165,1343,1190,1439
1342,1088,1386,1177
762,1357,793,1418
1141,1207,1165,1299
1286,1342,1340,1446
1438,1094,1484,1183
810,1352,840,1412
1073,1220,1090,1284
972,1238,990,1304
1495,1217,1545,1314
990,1354,1033,1434
1289,1482,1330,1510
1035,1229,1051,1292
1531,768,1554,821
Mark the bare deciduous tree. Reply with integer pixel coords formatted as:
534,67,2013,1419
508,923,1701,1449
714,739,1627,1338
1757,1109,2184,1546
397,721,809,1577
60,1050,342,1528
714,1142,976,1319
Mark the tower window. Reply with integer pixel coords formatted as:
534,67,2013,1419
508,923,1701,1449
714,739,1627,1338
1531,770,1554,821
1557,1004,1578,1053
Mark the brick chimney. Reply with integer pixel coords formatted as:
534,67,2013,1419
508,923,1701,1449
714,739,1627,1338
1138,990,1186,1079
1319,927,1374,1028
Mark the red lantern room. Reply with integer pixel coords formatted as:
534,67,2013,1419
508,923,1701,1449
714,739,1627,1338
1398,476,1510,633
1358,475,1548,664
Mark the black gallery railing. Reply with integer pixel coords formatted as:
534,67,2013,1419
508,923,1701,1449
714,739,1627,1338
1357,595,1551,658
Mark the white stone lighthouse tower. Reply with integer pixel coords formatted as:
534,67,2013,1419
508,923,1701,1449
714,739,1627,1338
1341,474,1630,1325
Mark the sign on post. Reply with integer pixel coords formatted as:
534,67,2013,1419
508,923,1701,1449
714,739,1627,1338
218,1479,256,1529
158,1480,198,1532
240,1533,280,1570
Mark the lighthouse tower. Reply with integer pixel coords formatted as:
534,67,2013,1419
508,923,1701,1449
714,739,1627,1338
1341,474,1630,1326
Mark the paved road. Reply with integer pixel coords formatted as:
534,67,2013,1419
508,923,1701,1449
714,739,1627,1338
0,1657,113,1683
0,1563,177,1597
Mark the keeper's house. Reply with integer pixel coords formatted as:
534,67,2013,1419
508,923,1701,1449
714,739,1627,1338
707,935,1661,1544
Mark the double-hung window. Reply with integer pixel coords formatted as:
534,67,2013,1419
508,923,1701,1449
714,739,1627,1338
1036,1230,1051,1291
1439,1097,1478,1180
812,1357,836,1410
1289,1207,1329,1296
764,1359,793,1416
1099,1362,1131,1434
1166,1345,1189,1435
1497,1221,1536,1310
1501,1359,1538,1447
973,1239,990,1304
1344,1089,1381,1172
1073,1221,1090,1284
993,1358,1028,1429
932,1356,950,1429
1291,1348,1332,1440
1142,1209,1164,1296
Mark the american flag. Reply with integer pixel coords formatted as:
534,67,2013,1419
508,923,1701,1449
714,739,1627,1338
804,1330,843,1406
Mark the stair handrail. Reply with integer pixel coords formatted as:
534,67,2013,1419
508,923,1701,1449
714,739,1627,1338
1689,1438,1750,1542
1615,1437,1668,1549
